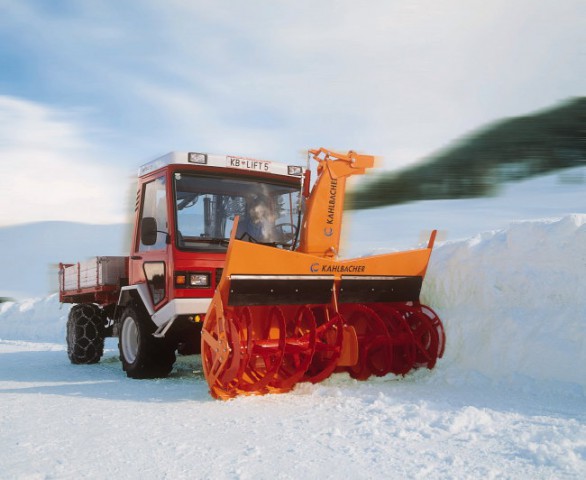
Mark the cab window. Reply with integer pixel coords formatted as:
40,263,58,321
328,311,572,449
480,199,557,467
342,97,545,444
138,176,168,252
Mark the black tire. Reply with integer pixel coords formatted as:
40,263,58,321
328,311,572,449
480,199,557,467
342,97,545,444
67,304,105,364
118,306,176,379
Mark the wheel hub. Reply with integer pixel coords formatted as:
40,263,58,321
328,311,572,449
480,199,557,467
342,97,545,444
121,316,139,363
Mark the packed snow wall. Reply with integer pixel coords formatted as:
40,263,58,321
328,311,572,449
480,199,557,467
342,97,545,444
0,295,69,343
422,214,586,388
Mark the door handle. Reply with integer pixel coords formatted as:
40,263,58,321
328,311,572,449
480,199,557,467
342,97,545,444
131,255,142,260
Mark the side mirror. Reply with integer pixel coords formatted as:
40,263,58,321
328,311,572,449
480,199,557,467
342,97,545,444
141,217,158,246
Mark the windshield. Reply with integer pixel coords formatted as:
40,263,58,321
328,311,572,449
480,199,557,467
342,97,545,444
174,172,302,251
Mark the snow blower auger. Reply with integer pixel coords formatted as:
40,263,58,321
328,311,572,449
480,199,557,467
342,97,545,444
201,148,445,399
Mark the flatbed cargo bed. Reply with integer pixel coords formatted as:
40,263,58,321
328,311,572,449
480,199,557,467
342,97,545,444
59,256,129,305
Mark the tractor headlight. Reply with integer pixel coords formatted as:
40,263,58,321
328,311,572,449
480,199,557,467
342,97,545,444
188,152,208,164
287,165,303,176
175,272,210,288
189,273,210,287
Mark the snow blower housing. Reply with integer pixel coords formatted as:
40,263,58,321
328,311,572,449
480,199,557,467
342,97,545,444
59,148,444,398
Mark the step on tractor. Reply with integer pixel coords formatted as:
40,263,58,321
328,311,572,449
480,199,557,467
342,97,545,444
59,148,445,399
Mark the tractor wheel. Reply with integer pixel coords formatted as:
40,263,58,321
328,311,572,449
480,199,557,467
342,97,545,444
67,304,106,364
118,306,176,379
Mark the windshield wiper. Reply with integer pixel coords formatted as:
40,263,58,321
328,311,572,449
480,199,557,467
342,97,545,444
176,193,200,211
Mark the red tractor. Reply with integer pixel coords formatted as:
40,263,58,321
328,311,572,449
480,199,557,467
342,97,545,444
60,151,305,378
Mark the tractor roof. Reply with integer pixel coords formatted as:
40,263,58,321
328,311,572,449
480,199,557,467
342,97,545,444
138,151,304,179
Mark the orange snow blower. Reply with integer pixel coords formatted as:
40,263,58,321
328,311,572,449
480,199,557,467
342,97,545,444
201,148,445,399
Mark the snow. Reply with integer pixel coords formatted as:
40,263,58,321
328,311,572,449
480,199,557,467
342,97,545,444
1,168,585,479
424,213,586,388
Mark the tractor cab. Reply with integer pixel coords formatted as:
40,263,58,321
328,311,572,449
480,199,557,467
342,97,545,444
122,152,305,359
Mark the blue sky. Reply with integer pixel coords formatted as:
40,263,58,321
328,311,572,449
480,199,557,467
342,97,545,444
0,0,584,226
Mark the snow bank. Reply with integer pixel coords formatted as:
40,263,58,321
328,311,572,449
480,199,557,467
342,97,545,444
1,215,585,391
423,214,586,388
0,294,69,343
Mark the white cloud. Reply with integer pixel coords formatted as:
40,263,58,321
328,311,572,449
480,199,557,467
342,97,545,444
131,0,585,167
0,96,131,226
0,0,583,179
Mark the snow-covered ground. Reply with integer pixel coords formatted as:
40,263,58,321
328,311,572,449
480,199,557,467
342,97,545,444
1,168,585,479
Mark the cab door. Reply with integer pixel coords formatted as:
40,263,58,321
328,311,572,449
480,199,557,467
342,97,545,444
130,174,170,310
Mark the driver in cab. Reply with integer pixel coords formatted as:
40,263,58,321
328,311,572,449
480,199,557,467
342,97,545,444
236,195,277,243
